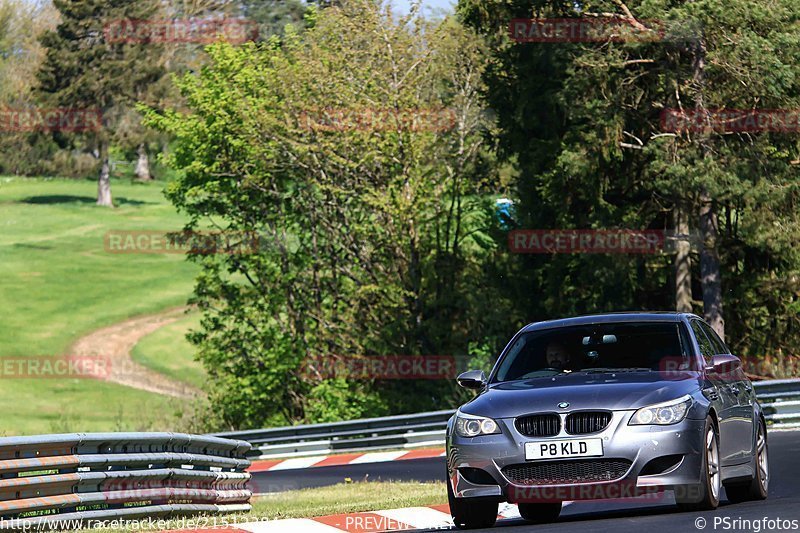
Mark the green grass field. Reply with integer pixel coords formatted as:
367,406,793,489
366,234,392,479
131,312,207,390
0,176,201,435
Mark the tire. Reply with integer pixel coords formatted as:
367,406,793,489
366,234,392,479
518,502,562,524
447,471,498,530
676,416,721,512
725,420,769,503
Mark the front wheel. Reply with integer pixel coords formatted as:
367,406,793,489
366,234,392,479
518,502,562,523
447,472,498,529
676,416,721,512
725,420,768,503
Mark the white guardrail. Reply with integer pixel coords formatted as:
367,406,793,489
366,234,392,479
213,379,800,460
756,379,800,428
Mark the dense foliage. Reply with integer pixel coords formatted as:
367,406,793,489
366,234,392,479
3,0,798,429
144,1,501,429
459,0,800,357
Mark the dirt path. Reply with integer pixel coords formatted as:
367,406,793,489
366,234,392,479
69,306,202,399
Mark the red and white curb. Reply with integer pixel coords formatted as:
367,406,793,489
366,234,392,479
248,449,446,473
169,503,526,533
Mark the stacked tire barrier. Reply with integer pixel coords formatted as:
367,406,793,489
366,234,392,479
0,433,251,529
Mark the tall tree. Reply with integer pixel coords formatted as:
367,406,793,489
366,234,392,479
0,0,62,177
144,0,497,428
460,0,800,345
38,0,165,205
239,0,307,37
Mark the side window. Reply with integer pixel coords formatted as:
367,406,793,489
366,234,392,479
690,320,714,364
700,322,730,355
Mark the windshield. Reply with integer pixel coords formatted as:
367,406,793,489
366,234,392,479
492,322,692,382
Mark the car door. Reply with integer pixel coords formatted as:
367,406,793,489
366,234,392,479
700,322,755,461
689,319,740,466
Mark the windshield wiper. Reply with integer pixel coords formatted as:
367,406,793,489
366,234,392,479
582,367,653,374
516,369,571,379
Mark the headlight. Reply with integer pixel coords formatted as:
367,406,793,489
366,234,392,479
455,412,501,437
629,395,692,425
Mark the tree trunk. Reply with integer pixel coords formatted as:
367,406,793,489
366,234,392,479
699,193,724,339
690,32,724,339
97,140,113,207
135,143,152,181
674,204,693,313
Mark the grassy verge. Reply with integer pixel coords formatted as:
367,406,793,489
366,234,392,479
0,176,199,434
250,481,447,520
55,482,447,533
131,312,207,390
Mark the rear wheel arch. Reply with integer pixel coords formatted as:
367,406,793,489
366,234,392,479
707,408,719,432
750,411,766,455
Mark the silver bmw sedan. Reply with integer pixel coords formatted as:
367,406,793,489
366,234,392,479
447,312,768,529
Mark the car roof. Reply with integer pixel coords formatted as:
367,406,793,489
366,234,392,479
520,312,701,332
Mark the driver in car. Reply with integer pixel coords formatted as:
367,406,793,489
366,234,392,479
546,340,572,371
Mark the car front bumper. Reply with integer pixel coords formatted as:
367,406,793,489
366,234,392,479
447,410,706,503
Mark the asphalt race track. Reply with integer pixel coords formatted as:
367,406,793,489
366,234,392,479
251,430,800,531
249,457,444,493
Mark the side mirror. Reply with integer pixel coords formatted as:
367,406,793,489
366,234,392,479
457,370,487,390
706,354,741,375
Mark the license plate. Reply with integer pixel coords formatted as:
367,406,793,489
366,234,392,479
525,438,603,460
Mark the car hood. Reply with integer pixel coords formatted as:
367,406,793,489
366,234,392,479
461,371,702,418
